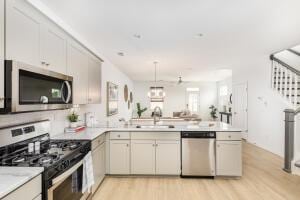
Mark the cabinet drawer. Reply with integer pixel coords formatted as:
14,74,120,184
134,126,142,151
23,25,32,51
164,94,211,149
110,132,130,140
92,134,105,150
131,132,180,140
3,175,41,200
216,132,241,141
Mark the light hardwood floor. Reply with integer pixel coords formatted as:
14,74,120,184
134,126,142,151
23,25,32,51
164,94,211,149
93,142,300,200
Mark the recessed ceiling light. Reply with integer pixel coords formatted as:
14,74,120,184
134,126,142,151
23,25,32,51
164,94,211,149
195,33,203,38
117,52,124,56
133,34,141,39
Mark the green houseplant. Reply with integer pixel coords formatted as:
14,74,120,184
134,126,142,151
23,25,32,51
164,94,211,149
209,105,218,120
68,112,79,128
137,103,147,118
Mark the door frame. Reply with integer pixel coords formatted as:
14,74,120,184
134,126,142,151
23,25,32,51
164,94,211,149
232,82,248,140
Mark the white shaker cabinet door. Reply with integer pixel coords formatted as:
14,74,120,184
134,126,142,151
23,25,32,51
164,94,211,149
88,56,102,104
131,140,156,174
41,26,67,74
92,142,105,193
67,42,89,104
109,140,130,174
6,0,42,67
156,140,181,175
216,141,242,176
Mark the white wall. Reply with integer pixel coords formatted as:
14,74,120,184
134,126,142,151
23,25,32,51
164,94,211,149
0,60,133,136
133,81,217,120
232,57,290,156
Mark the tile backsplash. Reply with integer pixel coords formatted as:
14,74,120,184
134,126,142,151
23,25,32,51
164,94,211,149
0,108,86,136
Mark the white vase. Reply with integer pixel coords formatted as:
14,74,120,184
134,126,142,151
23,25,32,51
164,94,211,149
70,122,78,128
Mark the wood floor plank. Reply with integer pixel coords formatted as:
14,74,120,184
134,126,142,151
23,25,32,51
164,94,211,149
93,142,300,200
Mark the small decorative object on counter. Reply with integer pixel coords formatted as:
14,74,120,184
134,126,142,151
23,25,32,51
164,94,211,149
137,103,147,118
68,112,79,128
209,105,218,120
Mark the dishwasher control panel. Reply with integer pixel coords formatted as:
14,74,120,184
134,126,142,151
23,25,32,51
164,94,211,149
181,131,216,138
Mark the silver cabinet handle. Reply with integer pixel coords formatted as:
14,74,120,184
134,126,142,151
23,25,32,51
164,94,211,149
0,97,4,101
61,81,72,103
41,61,46,65
45,63,50,66
126,144,129,147
152,144,155,147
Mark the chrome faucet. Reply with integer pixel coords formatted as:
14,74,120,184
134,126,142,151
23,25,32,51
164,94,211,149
153,106,162,125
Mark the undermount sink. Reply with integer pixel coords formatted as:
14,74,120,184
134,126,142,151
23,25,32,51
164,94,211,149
136,125,175,129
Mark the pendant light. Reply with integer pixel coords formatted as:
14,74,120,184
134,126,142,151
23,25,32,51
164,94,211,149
147,62,166,98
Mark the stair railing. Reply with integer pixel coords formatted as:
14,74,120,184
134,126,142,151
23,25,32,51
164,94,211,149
271,56,300,109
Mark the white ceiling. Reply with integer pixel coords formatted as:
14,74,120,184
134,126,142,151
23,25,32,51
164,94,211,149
39,0,300,82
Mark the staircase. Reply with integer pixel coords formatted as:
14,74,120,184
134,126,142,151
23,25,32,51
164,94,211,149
271,46,300,175
271,50,300,109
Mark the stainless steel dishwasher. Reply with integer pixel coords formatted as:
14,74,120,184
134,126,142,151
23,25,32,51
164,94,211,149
181,131,216,177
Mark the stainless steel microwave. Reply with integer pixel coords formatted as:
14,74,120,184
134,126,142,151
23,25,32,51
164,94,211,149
1,60,73,113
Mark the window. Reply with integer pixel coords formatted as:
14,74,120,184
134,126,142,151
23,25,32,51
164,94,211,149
219,85,228,96
186,88,199,113
150,101,163,110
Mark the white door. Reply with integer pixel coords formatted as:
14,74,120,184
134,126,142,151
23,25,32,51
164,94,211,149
109,140,130,174
6,0,42,67
156,140,181,175
41,26,67,74
0,0,4,108
216,141,242,176
67,42,89,104
88,57,102,104
232,83,248,139
131,140,156,174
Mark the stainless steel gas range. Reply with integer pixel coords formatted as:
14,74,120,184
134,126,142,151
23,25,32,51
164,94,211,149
0,120,91,200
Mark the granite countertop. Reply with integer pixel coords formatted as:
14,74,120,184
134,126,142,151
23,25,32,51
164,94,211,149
0,167,44,199
51,121,241,141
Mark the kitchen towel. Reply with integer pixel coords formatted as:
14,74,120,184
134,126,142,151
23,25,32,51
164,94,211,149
82,151,95,193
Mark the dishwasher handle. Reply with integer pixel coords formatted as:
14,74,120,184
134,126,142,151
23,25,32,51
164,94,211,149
181,131,216,138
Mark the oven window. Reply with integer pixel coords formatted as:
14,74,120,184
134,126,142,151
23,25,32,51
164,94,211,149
53,165,83,200
19,70,71,104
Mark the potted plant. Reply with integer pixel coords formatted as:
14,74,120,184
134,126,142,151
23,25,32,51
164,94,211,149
137,103,147,118
209,105,218,120
68,112,79,128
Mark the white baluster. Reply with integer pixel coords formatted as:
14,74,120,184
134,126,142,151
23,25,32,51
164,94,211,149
271,61,275,89
284,67,288,98
279,64,283,96
289,70,293,104
294,73,298,108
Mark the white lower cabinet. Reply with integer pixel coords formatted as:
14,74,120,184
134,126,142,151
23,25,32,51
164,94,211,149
156,140,181,175
3,175,41,200
109,140,130,174
92,137,105,193
131,140,156,174
216,140,242,176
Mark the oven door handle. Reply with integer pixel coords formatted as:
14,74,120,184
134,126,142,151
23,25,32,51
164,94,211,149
52,160,83,186
61,81,71,104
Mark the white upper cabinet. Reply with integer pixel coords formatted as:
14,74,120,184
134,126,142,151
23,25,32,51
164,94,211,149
0,0,4,108
6,0,42,66
131,140,156,174
41,26,67,74
88,56,102,104
67,41,89,104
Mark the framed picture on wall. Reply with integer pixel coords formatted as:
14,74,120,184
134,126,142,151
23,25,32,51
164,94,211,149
107,82,118,116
